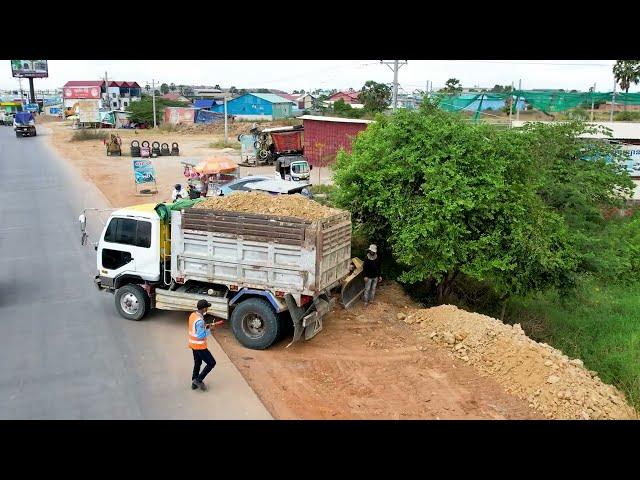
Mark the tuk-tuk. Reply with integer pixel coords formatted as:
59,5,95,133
275,155,312,182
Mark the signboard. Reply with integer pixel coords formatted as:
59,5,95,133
100,111,115,125
49,107,62,115
163,107,195,125
25,103,39,112
620,145,640,177
77,100,100,123
11,60,48,78
239,133,257,161
132,159,157,185
63,86,101,99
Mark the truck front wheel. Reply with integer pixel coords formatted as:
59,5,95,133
115,284,149,321
230,298,280,350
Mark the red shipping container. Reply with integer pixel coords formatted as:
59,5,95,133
302,116,372,167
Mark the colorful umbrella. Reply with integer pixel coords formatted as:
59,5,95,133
193,157,238,175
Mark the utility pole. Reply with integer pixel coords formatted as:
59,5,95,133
18,77,25,110
151,79,157,128
508,81,514,127
516,79,522,121
224,96,228,145
104,71,109,110
590,83,596,122
381,59,407,112
610,78,616,123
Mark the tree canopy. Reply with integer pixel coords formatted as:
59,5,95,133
358,80,392,113
333,102,634,303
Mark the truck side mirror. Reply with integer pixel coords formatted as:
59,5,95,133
309,164,313,170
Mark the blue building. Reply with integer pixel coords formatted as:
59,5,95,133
193,99,216,110
211,93,294,120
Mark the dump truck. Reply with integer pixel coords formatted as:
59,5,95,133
82,200,364,350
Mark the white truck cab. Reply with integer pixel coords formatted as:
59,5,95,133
97,204,162,286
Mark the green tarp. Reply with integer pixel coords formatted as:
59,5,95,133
433,90,640,116
155,198,204,224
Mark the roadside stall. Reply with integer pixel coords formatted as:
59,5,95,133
182,157,240,198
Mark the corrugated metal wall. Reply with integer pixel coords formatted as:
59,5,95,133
303,119,369,166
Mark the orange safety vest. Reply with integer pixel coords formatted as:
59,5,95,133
188,312,207,350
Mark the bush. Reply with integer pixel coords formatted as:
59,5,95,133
615,111,640,121
70,129,109,142
568,108,589,120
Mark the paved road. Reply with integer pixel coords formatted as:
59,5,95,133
0,125,271,419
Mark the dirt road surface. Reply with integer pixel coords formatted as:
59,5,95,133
44,119,544,419
47,121,332,210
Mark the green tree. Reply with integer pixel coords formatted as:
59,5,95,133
160,83,170,95
126,96,190,126
169,83,176,91
333,104,633,305
613,60,640,111
358,80,392,113
441,78,462,94
214,84,221,90
229,86,237,94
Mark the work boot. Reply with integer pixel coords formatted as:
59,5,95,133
191,380,198,390
196,379,207,391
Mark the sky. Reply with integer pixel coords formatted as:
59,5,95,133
2,60,636,94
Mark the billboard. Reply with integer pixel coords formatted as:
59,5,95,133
132,159,157,185
621,145,640,177
11,60,48,78
77,100,100,123
63,86,101,99
163,107,195,125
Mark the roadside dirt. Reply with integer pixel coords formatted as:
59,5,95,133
44,120,333,210
215,282,540,419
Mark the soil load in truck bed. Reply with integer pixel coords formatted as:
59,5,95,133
193,191,341,221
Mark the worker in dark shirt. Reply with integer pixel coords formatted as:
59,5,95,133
363,244,381,306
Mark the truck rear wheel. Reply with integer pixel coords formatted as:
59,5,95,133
115,284,149,321
230,298,280,350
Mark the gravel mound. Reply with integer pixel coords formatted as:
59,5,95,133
193,191,341,221
403,305,636,419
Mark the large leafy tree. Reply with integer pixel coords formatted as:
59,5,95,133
441,78,462,94
333,103,633,305
358,80,392,113
613,60,640,110
160,83,170,94
126,97,190,126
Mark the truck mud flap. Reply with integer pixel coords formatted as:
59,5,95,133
340,258,365,309
284,293,331,347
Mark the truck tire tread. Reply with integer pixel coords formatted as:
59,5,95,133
230,298,280,350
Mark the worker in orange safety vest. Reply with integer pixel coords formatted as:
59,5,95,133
189,299,217,391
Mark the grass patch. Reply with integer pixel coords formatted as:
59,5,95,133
311,184,337,207
209,140,240,150
70,129,109,142
507,276,640,410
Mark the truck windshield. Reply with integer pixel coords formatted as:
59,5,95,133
291,163,309,174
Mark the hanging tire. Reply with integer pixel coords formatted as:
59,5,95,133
230,298,280,350
115,284,149,321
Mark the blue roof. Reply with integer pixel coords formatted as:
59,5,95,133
247,93,293,104
194,99,215,109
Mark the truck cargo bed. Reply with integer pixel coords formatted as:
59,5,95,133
171,209,351,297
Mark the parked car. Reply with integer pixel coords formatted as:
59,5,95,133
215,175,272,196
247,178,313,199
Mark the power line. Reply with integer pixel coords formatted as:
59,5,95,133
381,60,407,112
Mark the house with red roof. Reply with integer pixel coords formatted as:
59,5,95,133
328,90,361,105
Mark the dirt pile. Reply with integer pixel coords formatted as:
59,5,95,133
194,191,342,220
402,305,636,419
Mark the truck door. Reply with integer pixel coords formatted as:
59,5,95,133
98,216,156,281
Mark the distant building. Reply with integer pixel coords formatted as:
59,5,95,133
211,93,293,120
328,91,361,105
62,80,140,110
193,99,217,110
160,92,191,103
